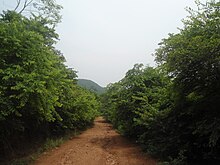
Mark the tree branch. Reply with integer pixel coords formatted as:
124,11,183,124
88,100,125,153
14,0,21,11
19,0,34,14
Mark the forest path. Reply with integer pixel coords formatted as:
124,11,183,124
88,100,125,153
34,117,156,165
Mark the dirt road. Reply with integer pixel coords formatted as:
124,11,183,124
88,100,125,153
34,117,156,165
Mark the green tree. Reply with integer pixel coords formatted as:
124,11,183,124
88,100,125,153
0,10,100,160
152,1,220,163
13,0,62,24
102,64,171,138
102,1,220,164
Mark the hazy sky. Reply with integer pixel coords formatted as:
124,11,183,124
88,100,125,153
55,0,201,87
0,0,202,86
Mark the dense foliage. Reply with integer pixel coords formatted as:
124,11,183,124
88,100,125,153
102,64,171,136
0,10,100,160
102,1,220,164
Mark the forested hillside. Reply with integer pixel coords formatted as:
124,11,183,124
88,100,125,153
101,1,220,164
77,79,105,94
0,0,100,163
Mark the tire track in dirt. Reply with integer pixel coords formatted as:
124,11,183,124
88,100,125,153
34,117,156,165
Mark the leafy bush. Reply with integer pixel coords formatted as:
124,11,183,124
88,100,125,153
102,1,220,164
102,64,171,138
0,10,100,161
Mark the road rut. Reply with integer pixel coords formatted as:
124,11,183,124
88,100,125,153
34,117,156,165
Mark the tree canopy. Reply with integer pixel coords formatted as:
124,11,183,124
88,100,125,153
0,3,100,161
102,1,220,164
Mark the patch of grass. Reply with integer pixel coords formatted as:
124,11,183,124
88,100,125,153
10,136,70,165
8,138,63,165
5,124,93,165
39,138,64,152
10,156,36,165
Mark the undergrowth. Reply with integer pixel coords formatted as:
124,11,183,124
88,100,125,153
3,130,81,165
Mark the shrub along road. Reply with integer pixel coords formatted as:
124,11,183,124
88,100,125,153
34,117,156,165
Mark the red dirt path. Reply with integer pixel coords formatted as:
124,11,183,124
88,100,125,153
34,117,156,165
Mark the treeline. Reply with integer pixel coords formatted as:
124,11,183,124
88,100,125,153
0,9,100,160
101,1,220,164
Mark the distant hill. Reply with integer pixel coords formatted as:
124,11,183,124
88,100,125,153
77,79,105,94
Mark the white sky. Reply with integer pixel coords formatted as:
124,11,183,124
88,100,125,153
55,0,200,87
0,0,204,87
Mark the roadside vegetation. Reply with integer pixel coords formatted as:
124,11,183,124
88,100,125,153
0,0,100,163
1,0,219,165
101,1,220,164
